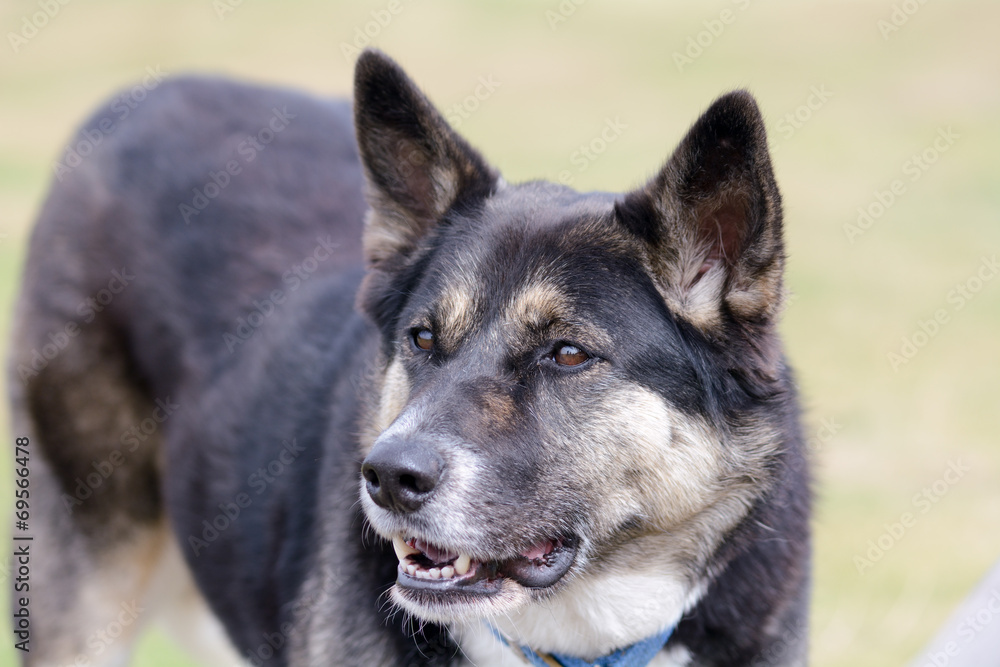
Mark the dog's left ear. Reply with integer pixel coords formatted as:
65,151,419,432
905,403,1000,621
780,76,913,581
615,91,784,333
353,49,499,269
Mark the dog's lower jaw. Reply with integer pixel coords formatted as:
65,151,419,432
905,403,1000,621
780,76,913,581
448,567,705,665
389,575,534,625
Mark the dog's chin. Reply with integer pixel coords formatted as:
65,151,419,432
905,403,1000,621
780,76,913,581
386,534,579,623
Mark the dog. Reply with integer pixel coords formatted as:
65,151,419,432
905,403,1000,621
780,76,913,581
9,49,810,666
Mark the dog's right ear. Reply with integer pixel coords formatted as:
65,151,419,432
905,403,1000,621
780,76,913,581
615,91,784,334
353,50,499,269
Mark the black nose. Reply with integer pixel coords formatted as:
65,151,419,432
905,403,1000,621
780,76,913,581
361,436,443,513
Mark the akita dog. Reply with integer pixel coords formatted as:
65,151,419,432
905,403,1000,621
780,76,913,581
9,50,810,666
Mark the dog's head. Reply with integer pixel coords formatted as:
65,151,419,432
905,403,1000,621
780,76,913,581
353,50,788,652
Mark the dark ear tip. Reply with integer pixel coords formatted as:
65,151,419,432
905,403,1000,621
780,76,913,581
353,48,407,99
355,48,394,73
681,89,769,163
702,89,766,136
714,89,761,110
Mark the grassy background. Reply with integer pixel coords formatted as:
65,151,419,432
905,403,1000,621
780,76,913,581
1,1,998,665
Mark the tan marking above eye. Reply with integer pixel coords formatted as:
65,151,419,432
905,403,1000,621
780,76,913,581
413,328,434,351
554,344,589,367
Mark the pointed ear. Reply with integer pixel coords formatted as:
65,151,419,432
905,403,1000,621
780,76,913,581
353,49,499,268
614,90,784,332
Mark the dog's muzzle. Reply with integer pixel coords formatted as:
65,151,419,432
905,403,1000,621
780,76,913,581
361,434,579,598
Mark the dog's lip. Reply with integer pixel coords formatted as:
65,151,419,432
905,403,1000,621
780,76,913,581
392,534,578,594
496,535,578,588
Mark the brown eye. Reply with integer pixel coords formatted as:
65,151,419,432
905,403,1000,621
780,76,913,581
412,328,434,352
553,344,589,367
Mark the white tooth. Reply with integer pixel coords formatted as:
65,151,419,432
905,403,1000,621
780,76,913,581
406,564,417,576
454,554,471,576
417,570,430,580
429,568,441,579
441,566,455,579
392,536,419,563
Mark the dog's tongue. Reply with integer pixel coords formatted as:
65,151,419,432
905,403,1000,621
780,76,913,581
413,538,552,565
397,535,577,590
519,539,555,561
500,537,575,589
413,539,457,565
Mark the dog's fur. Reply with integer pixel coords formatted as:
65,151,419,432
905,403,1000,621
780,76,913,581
9,51,810,666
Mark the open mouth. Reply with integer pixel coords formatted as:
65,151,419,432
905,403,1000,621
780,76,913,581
391,534,578,596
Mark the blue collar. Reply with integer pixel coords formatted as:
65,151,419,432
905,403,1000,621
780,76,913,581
487,624,675,667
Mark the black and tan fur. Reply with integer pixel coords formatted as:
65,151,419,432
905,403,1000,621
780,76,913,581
9,50,809,666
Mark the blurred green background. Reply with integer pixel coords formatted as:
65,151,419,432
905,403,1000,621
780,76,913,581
1,1,998,665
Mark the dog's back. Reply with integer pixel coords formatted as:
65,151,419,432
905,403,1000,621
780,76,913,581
9,76,373,665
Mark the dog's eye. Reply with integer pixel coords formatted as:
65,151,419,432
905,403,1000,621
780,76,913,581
411,328,435,352
553,344,589,367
